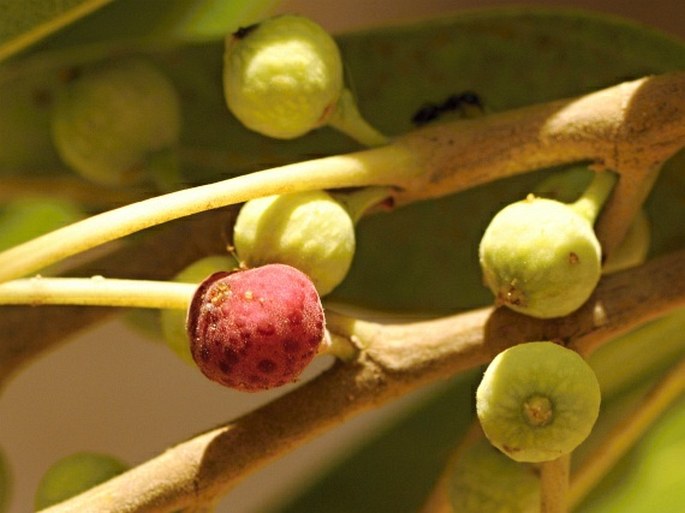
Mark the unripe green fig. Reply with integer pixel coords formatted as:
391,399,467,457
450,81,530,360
223,15,343,140
160,255,238,364
476,342,601,463
448,437,539,513
223,15,388,146
480,171,615,318
51,56,181,187
34,452,128,510
479,195,601,318
233,190,356,296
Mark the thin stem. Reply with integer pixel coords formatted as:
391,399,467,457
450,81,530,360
0,275,358,360
331,186,393,224
540,454,571,513
327,88,390,147
0,277,195,309
319,331,358,361
0,145,417,282
0,0,115,63
570,171,617,224
569,354,685,509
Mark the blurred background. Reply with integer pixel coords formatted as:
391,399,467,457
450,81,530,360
1,1,684,512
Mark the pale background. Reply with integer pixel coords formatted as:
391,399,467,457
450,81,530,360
1,1,684,512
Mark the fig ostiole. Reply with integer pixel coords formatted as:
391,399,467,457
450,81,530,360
479,171,616,318
476,341,601,463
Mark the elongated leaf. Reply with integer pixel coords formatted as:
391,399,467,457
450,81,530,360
263,8,685,513
0,0,113,62
577,395,685,513
4,8,684,308
155,0,281,41
2,7,684,513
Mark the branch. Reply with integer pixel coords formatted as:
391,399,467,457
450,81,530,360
394,71,685,255
2,72,684,281
41,248,685,512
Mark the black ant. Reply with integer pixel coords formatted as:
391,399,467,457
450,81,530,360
411,91,484,126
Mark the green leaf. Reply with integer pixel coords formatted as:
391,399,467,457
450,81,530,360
2,6,683,310
0,196,84,252
155,0,282,42
0,0,113,62
578,394,685,513
255,9,685,513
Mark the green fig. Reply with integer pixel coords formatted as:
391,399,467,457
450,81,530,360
233,190,356,296
51,56,181,187
223,14,387,146
476,342,601,463
479,171,616,318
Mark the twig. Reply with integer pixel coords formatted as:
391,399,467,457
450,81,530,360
540,455,571,513
0,145,417,281
0,276,195,309
2,72,684,282
569,354,685,509
0,0,115,63
39,248,685,512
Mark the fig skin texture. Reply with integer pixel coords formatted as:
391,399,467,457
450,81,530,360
187,263,325,392
476,341,601,463
160,255,237,365
479,196,601,319
223,15,343,139
233,190,355,296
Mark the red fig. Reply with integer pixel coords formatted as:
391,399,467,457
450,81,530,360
187,263,325,391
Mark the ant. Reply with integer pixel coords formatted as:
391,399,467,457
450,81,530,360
411,91,485,126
